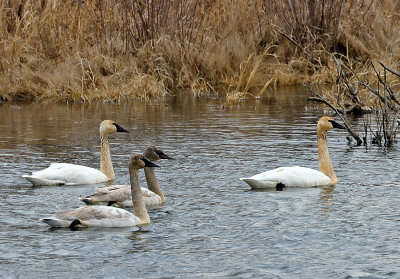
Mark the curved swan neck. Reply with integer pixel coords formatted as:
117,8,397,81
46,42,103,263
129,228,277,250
100,135,115,181
317,129,338,184
130,167,150,225
144,167,165,202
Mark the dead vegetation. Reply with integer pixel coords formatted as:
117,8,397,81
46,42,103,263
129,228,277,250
0,0,399,103
306,55,400,147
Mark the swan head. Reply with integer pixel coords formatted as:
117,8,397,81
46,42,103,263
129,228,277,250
129,154,160,170
99,120,130,136
143,146,174,162
317,116,346,132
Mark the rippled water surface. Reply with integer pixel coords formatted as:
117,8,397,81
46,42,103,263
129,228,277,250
1,88,400,278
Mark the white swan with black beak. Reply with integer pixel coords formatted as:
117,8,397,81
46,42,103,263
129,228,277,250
240,116,346,189
22,120,130,186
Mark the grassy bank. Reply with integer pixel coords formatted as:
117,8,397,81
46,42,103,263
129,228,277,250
0,0,399,103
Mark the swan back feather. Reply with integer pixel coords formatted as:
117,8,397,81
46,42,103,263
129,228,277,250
240,166,331,189
24,163,108,186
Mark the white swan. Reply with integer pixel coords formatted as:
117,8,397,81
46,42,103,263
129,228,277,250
40,154,158,228
240,116,346,189
80,146,173,207
22,120,130,186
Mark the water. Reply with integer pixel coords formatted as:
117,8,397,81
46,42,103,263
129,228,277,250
1,88,400,278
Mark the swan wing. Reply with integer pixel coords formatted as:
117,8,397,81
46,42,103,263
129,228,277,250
95,184,128,193
240,166,331,189
40,206,141,227
23,163,108,186
81,186,132,205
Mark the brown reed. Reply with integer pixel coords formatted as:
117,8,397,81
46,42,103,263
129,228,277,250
0,0,399,103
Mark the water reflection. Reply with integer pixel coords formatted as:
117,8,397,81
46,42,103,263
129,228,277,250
319,185,335,203
125,230,151,254
317,185,337,217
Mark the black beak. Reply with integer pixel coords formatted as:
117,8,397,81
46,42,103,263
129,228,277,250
329,120,346,129
161,154,174,160
113,123,130,133
155,150,174,160
142,158,160,168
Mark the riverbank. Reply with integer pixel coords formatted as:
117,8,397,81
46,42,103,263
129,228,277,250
1,0,399,103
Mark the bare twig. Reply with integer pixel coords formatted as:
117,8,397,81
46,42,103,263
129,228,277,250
333,55,361,105
341,59,398,113
372,64,400,107
379,62,400,78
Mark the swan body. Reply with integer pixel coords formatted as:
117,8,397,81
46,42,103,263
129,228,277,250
240,116,345,189
82,185,163,207
40,154,158,228
23,163,108,186
80,146,173,207
40,206,143,227
240,166,331,189
23,120,129,186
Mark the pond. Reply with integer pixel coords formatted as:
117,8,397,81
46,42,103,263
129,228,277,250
1,87,400,278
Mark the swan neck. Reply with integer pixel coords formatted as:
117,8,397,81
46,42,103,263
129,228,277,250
317,129,338,184
100,135,115,181
130,167,150,225
144,167,165,202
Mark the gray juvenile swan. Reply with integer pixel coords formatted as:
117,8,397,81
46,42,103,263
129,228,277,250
80,146,173,207
22,120,130,186
40,154,158,228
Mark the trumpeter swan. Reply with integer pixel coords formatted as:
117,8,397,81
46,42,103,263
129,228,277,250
240,116,346,189
80,146,173,207
22,120,129,186
40,154,158,228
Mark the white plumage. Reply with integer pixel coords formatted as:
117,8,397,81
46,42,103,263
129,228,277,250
23,163,108,186
240,166,331,189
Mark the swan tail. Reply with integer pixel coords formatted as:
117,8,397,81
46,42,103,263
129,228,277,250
80,197,94,205
40,217,86,228
240,178,277,189
22,175,66,186
39,217,68,227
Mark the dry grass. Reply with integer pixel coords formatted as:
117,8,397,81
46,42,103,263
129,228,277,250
0,0,399,103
